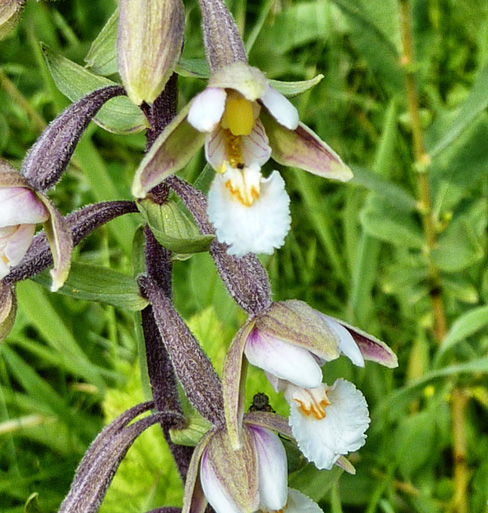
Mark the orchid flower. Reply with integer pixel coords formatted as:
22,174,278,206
132,3,352,257
0,160,73,290
223,300,397,471
182,413,296,513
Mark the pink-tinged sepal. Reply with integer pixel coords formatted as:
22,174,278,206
328,316,398,368
131,103,205,198
261,110,353,182
37,194,73,292
285,379,370,470
255,301,341,363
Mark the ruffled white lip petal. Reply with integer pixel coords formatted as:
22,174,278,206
245,329,323,389
285,488,324,513
0,188,49,226
320,314,364,367
207,169,291,257
0,224,36,279
260,85,299,130
249,426,287,511
200,449,241,513
287,379,370,470
188,87,227,133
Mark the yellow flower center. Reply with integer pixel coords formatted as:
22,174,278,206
293,389,331,420
221,92,255,136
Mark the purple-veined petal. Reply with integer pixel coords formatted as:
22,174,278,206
0,188,49,226
205,127,227,170
200,449,241,513
286,379,370,470
248,425,287,511
320,314,364,367
207,168,291,257
188,87,227,133
240,118,272,166
245,327,323,389
261,110,353,182
261,85,299,130
0,225,36,279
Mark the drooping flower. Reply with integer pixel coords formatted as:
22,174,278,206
0,160,73,290
223,300,397,467
182,414,293,513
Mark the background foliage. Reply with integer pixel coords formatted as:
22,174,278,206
1,0,488,512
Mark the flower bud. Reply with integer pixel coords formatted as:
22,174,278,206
118,0,184,105
0,0,25,40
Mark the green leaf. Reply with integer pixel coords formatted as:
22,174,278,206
434,305,488,364
432,218,483,272
269,74,324,97
169,415,211,446
428,63,488,158
84,7,118,76
289,463,343,502
360,196,424,248
137,199,214,254
175,58,210,79
32,263,149,311
351,165,417,212
24,493,43,513
331,0,403,92
41,44,148,134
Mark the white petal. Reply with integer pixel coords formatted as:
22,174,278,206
188,88,227,133
207,169,291,257
205,128,227,170
284,489,324,513
249,426,287,511
200,449,241,513
245,328,323,389
0,224,36,279
260,85,299,130
287,379,370,470
0,188,49,226
321,314,364,367
240,119,271,166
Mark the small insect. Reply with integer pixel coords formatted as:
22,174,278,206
249,392,275,413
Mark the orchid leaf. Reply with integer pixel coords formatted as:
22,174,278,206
85,8,119,76
137,199,214,254
42,44,148,134
32,263,148,311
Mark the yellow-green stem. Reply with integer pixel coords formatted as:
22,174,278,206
399,2,468,513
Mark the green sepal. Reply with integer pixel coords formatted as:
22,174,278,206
0,281,16,344
137,199,214,254
170,415,211,447
269,74,324,98
42,44,148,134
32,262,148,311
132,102,205,197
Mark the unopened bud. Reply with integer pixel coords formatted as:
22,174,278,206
118,0,184,105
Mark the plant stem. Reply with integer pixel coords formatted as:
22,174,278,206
399,3,469,513
399,0,446,342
